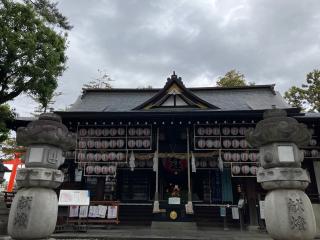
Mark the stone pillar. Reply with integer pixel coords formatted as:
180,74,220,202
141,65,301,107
246,109,316,240
7,113,75,239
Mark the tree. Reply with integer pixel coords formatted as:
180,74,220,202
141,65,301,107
216,70,247,87
0,104,14,142
0,0,70,141
284,69,320,112
83,69,114,89
30,90,62,114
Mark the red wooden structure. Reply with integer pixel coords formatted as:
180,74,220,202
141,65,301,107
4,153,23,192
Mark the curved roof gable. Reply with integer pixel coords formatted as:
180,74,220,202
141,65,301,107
133,72,219,110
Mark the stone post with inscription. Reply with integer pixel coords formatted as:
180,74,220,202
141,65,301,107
7,113,75,239
246,109,316,240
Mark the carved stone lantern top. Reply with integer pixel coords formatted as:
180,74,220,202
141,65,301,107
17,113,76,150
246,109,311,148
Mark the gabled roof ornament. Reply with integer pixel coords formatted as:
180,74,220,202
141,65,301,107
167,71,182,82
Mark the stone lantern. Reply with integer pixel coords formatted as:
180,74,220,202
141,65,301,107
246,108,316,240
7,113,75,239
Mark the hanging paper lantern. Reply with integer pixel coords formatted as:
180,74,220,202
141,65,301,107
143,128,151,136
197,139,206,148
195,160,200,167
213,139,221,148
109,140,117,149
143,139,150,148
110,128,117,136
94,140,102,149
197,127,205,136
77,152,86,162
86,153,95,162
101,153,109,161
78,141,87,149
205,127,213,136
101,140,109,149
138,160,146,167
209,160,217,167
116,139,125,148
232,153,240,162
200,160,207,168
232,139,240,148
101,166,109,175
94,165,102,174
212,127,220,135
136,139,143,148
249,153,257,161
109,152,117,161
116,152,125,161
239,139,248,149
117,128,125,136
302,150,310,157
128,128,136,136
94,153,102,162
223,152,232,161
250,166,257,175
102,128,110,136
87,140,95,149
136,128,144,136
241,165,250,175
222,139,231,148
206,139,213,148
128,139,136,148
240,152,249,162
232,165,241,175
231,127,239,136
311,149,319,157
310,139,317,146
88,128,95,136
222,127,230,136
109,166,116,174
239,127,247,136
86,166,94,174
79,128,87,136
95,128,102,136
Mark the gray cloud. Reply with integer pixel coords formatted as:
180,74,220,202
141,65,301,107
10,0,320,115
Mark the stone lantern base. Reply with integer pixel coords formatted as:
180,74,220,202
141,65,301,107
8,188,58,239
265,189,316,240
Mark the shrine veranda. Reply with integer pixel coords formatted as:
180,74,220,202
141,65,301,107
14,74,320,226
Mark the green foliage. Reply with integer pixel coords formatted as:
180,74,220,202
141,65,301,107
0,104,14,142
216,70,247,87
0,0,69,105
284,69,320,112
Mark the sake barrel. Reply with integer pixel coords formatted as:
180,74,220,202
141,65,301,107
101,166,109,175
94,140,102,149
110,128,117,136
240,152,249,162
136,139,143,148
223,152,232,161
239,139,248,149
108,152,117,161
212,127,220,135
248,152,257,161
95,128,102,136
206,139,213,148
213,139,221,148
250,166,257,175
101,153,109,161
200,160,207,168
116,152,125,161
88,128,95,136
77,152,86,162
208,160,217,167
86,153,95,162
232,153,240,162
310,139,317,146
143,128,151,136
87,140,95,149
94,165,102,175
109,140,117,149
78,141,87,149
239,127,247,136
136,128,144,136
102,128,110,136
128,128,136,136
101,140,109,149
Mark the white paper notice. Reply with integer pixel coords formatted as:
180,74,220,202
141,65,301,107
69,206,79,218
107,206,118,219
259,201,265,219
79,206,89,218
98,205,108,218
232,207,239,219
58,190,90,206
88,206,96,218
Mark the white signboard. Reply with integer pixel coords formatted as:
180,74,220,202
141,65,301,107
232,207,239,219
259,200,265,219
58,190,90,206
168,197,180,205
278,146,295,163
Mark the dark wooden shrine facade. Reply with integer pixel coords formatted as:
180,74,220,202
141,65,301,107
53,73,320,226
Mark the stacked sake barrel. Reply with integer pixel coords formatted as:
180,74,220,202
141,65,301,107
127,127,152,150
195,158,217,168
135,159,154,168
195,126,221,150
302,128,319,159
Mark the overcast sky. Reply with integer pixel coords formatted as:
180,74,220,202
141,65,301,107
10,0,320,116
